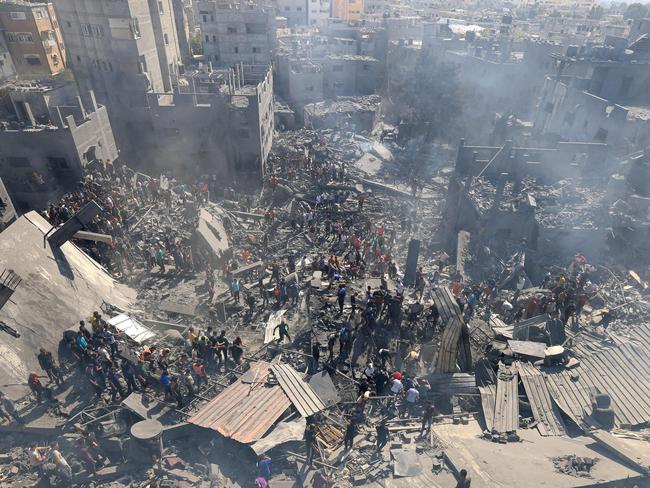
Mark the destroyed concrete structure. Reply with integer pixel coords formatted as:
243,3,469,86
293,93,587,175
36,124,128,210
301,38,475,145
197,0,277,67
0,0,67,78
0,80,118,212
0,2,650,488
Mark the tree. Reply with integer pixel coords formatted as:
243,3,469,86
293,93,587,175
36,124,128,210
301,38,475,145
587,5,604,19
624,2,648,19
190,33,203,55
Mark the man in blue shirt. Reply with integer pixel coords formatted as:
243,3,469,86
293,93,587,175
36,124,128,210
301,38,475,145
257,454,272,479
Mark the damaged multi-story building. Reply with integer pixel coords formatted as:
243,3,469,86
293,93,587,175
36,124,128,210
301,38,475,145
442,138,612,280
197,0,277,67
53,0,274,180
534,30,650,152
0,80,118,212
0,0,66,78
274,23,385,124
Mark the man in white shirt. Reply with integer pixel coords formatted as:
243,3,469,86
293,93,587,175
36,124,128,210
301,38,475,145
390,377,403,396
404,387,420,417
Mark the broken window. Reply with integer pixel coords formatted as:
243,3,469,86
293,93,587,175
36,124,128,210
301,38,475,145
47,157,69,170
227,26,237,34
253,47,261,53
7,157,30,168
24,55,42,65
130,17,140,38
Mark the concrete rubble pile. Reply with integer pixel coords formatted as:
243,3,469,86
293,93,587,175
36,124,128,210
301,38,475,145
1,130,650,488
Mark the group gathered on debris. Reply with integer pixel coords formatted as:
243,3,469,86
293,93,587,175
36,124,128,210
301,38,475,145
0,129,645,488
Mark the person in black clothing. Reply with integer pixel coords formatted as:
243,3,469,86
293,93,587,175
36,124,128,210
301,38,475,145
231,337,244,364
311,341,320,372
344,420,357,450
373,368,389,396
304,424,316,463
376,419,389,453
215,331,229,369
327,334,337,362
121,360,139,394
37,348,63,386
421,402,435,435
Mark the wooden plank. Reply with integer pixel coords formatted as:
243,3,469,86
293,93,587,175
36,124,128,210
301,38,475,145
478,385,496,431
493,364,518,433
518,363,566,436
588,430,650,474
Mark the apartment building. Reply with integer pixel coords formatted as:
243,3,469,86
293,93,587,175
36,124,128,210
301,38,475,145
0,0,66,78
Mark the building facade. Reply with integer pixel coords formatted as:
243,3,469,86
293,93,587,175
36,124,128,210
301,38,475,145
197,1,276,67
0,0,66,78
0,81,118,212
0,31,17,79
331,0,362,21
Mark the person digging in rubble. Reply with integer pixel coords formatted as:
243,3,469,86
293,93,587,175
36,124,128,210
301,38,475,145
37,348,63,387
0,392,23,424
274,321,291,344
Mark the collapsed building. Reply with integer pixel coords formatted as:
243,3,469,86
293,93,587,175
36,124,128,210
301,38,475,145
0,80,118,212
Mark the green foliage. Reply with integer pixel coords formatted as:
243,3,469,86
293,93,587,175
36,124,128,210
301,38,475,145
190,33,203,55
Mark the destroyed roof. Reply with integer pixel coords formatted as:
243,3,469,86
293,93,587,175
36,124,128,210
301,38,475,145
0,212,134,398
543,342,650,429
270,363,326,417
188,361,291,444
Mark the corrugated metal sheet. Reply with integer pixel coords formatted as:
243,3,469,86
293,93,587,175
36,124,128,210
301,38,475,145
518,362,566,436
435,316,463,373
108,313,156,343
493,364,518,433
543,343,650,429
478,384,496,431
270,364,326,417
433,287,462,324
188,361,291,443
427,373,477,395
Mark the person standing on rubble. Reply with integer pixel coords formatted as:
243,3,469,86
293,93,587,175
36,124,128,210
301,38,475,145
28,372,47,403
344,419,357,451
215,330,229,369
304,423,317,464
231,278,241,303
420,402,435,436
121,359,139,394
0,392,23,424
37,348,63,386
274,321,291,343
192,360,208,389
49,441,73,486
337,283,347,314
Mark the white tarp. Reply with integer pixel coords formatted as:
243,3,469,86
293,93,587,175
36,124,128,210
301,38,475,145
108,313,156,343
264,309,286,344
